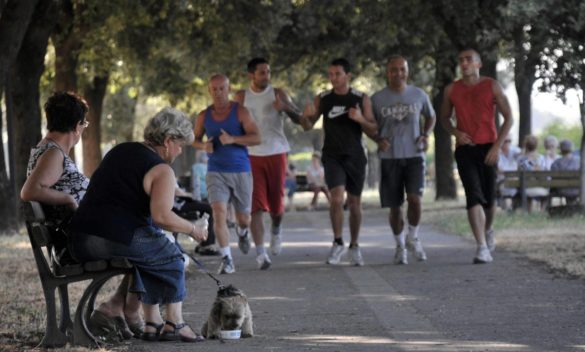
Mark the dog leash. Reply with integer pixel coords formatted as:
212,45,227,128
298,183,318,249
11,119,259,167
177,242,224,289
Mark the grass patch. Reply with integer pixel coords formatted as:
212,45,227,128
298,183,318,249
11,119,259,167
423,200,585,279
0,233,130,352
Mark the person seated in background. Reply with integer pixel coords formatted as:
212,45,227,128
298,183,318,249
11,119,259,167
174,183,219,256
496,136,520,210
306,151,330,210
517,135,548,212
191,151,209,201
543,135,560,170
21,92,144,339
550,139,581,204
285,161,297,211
69,107,208,343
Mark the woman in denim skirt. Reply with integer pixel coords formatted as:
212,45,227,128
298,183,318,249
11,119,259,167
70,107,208,343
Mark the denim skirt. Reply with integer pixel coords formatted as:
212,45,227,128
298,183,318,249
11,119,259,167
70,226,186,305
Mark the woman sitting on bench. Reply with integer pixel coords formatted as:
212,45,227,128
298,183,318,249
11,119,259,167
69,108,208,343
20,92,144,340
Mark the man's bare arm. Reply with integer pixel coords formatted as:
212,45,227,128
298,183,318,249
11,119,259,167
299,95,321,131
274,88,302,124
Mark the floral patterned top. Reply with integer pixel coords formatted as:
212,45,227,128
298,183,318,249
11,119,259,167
26,139,89,223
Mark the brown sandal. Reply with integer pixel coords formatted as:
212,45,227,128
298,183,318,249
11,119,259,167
159,321,205,342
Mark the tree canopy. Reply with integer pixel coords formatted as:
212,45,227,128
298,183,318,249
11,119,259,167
1,0,585,232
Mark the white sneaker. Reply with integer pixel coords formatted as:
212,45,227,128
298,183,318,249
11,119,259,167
256,253,272,270
394,246,408,265
473,245,493,264
348,246,364,266
236,227,250,254
406,237,427,261
218,255,235,274
270,233,282,256
485,229,496,252
326,243,346,265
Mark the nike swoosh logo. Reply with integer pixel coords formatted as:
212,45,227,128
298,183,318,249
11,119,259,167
328,110,347,118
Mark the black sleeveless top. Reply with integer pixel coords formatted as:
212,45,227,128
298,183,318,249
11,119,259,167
70,142,165,245
318,88,365,157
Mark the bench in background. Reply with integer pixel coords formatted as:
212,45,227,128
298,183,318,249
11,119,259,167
502,170,581,211
23,201,133,348
295,173,311,193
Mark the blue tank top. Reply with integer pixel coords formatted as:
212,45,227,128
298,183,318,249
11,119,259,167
204,103,250,173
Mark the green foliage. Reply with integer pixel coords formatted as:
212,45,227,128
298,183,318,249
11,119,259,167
539,119,582,150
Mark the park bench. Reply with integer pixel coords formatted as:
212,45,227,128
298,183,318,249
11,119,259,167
501,170,581,211
295,173,311,192
23,201,133,348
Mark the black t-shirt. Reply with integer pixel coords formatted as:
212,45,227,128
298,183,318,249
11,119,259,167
318,88,365,156
70,142,165,245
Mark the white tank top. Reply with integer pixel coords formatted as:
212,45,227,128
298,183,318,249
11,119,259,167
244,85,290,156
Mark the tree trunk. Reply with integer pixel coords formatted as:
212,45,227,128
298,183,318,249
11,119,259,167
82,75,109,176
9,0,58,223
52,0,80,163
433,48,458,200
514,28,536,145
52,0,79,93
0,0,40,234
515,76,534,145
579,93,585,209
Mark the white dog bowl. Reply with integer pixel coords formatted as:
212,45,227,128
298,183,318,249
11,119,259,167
220,329,241,340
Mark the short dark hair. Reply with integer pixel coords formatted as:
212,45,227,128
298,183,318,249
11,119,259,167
44,91,89,133
247,57,269,73
330,58,351,74
459,48,482,63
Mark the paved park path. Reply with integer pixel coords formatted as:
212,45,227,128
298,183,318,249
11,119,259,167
131,208,585,352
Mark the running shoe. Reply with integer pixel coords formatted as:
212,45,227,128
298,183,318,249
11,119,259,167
218,255,235,274
349,246,364,266
473,245,493,264
256,252,272,270
326,243,346,265
406,237,427,261
394,246,408,265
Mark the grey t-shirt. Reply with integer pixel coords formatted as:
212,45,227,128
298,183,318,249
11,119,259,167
371,85,435,159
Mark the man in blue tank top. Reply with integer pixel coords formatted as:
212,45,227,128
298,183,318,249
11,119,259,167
193,74,261,274
300,58,378,267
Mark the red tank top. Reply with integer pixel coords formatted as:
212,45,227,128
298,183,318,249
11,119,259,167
450,78,497,144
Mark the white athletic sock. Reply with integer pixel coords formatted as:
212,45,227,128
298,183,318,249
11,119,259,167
394,232,405,247
408,224,419,240
219,246,232,258
256,245,266,256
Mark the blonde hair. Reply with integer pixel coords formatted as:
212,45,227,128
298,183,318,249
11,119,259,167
143,107,194,146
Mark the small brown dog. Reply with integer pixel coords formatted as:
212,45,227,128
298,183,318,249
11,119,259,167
201,285,253,338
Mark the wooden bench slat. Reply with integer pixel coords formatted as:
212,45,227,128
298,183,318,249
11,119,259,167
504,179,580,188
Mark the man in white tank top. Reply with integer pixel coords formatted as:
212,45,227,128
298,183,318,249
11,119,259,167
234,58,301,270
